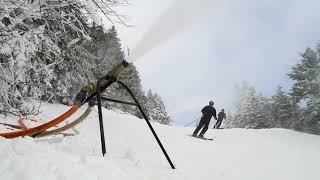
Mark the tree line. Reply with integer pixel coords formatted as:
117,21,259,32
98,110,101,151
0,0,170,125
227,46,320,134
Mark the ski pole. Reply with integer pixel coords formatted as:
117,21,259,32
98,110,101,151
184,118,200,127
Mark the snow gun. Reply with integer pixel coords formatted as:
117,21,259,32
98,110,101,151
73,60,129,106
72,60,176,169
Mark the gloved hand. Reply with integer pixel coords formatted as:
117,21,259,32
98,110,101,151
73,90,87,105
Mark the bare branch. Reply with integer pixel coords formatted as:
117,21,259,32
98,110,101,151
90,0,131,27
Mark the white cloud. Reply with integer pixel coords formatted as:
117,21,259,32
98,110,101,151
116,0,320,123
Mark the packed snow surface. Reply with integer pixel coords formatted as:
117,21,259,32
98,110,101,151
1,103,320,180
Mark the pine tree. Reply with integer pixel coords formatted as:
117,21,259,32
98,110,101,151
271,86,300,129
289,48,320,102
288,47,320,133
224,111,233,128
146,90,171,125
42,0,97,102
232,82,256,128
117,64,145,115
0,0,97,110
0,0,59,115
232,82,272,129
87,25,124,79
254,93,273,129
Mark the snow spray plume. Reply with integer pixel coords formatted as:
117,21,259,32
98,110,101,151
130,0,232,61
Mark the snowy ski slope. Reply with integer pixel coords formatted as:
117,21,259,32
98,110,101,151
0,103,319,180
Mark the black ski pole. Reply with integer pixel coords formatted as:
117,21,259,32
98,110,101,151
184,118,200,127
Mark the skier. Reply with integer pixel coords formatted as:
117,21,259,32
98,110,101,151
213,109,226,129
192,101,217,138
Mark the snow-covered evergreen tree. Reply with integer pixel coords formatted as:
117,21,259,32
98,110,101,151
289,48,320,102
224,111,234,128
117,65,145,115
232,82,255,128
254,93,273,129
0,0,59,115
87,25,124,79
271,86,300,129
288,47,320,133
146,90,171,125
40,0,96,102
232,82,272,129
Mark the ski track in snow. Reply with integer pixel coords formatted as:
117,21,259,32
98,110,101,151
0,103,320,180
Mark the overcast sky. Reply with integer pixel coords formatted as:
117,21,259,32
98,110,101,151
115,0,320,125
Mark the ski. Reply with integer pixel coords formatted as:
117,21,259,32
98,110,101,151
188,135,213,141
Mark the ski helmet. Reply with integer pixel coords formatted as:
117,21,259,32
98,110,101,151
209,101,214,105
